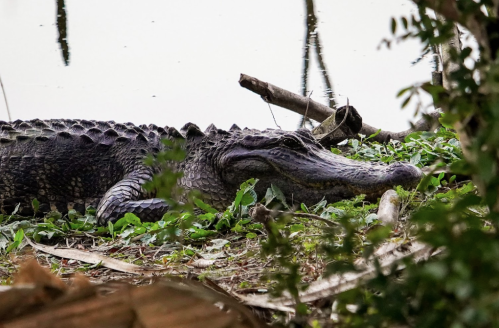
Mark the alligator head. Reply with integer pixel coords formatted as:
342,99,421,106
171,123,423,209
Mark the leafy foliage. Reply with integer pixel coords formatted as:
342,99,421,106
334,127,462,168
331,2,499,327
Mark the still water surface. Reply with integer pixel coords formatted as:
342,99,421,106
0,0,433,132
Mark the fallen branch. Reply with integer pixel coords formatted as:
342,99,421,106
239,74,333,122
249,203,340,229
26,238,170,276
239,73,442,143
240,241,442,310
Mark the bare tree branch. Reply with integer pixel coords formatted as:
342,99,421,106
239,73,442,143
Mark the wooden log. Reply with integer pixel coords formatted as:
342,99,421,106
239,73,442,143
239,73,333,122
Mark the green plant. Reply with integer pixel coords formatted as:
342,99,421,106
333,2,499,327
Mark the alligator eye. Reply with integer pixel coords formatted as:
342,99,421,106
280,137,303,150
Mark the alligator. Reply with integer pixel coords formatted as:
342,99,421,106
0,119,422,225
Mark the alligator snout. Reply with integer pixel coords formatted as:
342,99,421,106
385,162,423,189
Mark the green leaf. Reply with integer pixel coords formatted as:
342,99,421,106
404,132,422,142
215,211,232,230
271,184,289,208
457,182,475,196
290,224,305,232
14,228,24,243
430,176,441,187
367,129,381,140
410,152,421,165
264,187,275,206
364,213,378,225
233,189,245,209
124,213,142,226
300,203,309,213
246,232,257,239
351,139,359,151
194,198,218,214
396,86,412,97
6,228,24,253
31,198,39,214
417,173,433,192
330,148,342,155
185,248,196,256
190,228,216,239
108,221,114,237
113,216,128,230
85,206,96,216
401,95,412,108
240,189,257,207
450,160,473,175
68,209,78,220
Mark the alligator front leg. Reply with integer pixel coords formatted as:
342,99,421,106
96,170,169,225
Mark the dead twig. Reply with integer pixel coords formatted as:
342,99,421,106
249,203,340,228
301,91,313,128
0,74,11,121
266,103,281,129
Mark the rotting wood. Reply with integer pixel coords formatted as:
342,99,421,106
377,189,401,227
0,260,265,328
239,73,443,143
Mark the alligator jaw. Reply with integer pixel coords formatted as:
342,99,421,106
221,146,423,205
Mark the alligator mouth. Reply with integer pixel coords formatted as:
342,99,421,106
222,147,422,204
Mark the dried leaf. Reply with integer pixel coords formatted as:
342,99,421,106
26,238,169,276
191,259,215,268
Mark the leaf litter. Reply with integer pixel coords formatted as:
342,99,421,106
0,129,480,325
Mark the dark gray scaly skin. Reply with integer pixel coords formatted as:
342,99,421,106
0,119,422,225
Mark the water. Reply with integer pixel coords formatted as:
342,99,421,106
0,0,433,132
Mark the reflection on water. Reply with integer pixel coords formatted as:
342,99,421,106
1,0,433,131
53,0,336,129
300,0,335,128
56,0,69,66
302,0,335,108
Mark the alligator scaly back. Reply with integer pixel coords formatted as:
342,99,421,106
0,119,169,223
0,119,423,225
